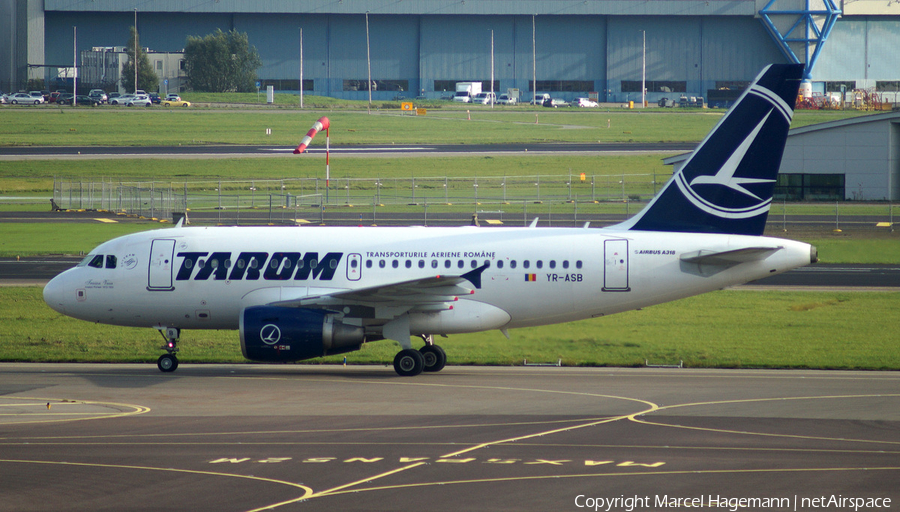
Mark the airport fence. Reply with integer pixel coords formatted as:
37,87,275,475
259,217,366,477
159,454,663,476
51,175,898,231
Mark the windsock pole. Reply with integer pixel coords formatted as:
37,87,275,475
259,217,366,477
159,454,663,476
294,116,330,203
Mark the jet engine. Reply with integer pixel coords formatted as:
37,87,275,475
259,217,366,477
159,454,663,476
240,306,365,362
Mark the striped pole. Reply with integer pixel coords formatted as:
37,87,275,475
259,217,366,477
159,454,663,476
294,117,330,202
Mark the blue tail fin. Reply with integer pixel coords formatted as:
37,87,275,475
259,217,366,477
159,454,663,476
619,64,804,236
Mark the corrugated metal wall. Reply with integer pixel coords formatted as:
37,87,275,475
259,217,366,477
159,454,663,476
37,7,900,99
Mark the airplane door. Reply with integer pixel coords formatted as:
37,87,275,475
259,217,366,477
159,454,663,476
346,253,362,281
603,239,630,292
148,239,176,291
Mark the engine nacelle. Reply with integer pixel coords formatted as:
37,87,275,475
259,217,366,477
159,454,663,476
240,306,365,362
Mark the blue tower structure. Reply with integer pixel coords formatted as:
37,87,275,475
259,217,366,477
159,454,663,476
758,0,842,80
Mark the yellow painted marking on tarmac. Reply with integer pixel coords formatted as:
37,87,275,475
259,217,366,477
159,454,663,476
311,462,426,497
313,466,900,499
0,397,149,425
4,416,617,441
628,393,900,446
0,458,313,504
94,218,117,223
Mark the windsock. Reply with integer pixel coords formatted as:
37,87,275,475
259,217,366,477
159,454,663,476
293,117,330,154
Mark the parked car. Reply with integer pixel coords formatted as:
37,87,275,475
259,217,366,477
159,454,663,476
472,92,496,105
108,91,121,102
109,94,133,105
162,99,191,108
497,93,517,105
56,93,74,105
575,97,599,108
71,95,101,106
125,94,152,107
149,92,161,104
165,93,181,101
88,89,108,103
542,96,568,108
0,94,8,105
9,92,42,104
28,91,46,104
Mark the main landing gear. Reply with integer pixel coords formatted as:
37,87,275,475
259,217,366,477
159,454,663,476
392,334,447,377
156,327,180,372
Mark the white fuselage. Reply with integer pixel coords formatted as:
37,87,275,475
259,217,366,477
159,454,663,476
43,225,814,337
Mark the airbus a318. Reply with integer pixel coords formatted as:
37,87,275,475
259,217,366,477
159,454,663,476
43,64,816,376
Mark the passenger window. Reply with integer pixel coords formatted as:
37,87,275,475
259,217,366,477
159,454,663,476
351,259,358,268
249,258,258,269
444,260,451,269
405,260,412,269
576,260,583,269
237,259,246,269
418,260,425,269
310,259,318,269
510,260,517,269
366,260,373,268
457,260,464,269
392,260,399,269
224,259,232,268
536,260,543,269
470,260,477,268
330,260,338,269
549,260,556,269
379,260,386,268
562,260,569,269
269,259,277,269
198,259,206,269
105,255,117,269
523,260,530,269
431,260,438,269
211,259,219,269
497,260,504,269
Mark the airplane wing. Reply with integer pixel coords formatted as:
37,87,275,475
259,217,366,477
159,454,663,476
270,264,488,316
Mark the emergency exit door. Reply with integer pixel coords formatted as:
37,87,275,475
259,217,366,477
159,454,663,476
602,239,630,292
148,239,176,290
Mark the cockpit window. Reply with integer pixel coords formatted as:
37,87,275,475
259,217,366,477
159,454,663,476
77,254,117,269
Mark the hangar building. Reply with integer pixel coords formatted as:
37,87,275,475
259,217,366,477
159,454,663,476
2,0,900,102
664,112,900,201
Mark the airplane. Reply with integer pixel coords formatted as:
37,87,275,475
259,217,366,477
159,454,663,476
43,64,816,376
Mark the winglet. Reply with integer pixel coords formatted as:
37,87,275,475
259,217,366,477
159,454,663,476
461,263,489,289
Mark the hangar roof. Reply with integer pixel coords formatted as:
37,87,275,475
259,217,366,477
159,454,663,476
663,111,900,166
44,0,758,16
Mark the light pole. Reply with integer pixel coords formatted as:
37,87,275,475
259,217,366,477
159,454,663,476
365,12,372,114
641,29,646,108
134,9,138,93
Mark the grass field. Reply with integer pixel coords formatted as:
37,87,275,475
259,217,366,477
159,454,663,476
0,104,872,147
3,287,896,369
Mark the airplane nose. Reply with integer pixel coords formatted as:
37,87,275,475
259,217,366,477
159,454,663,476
43,274,68,314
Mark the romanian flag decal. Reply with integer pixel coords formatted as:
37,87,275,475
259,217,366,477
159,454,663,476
525,274,537,282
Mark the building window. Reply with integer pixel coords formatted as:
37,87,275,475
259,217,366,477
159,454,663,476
622,80,686,93
343,79,408,92
775,174,845,201
155,60,162,71
530,80,593,93
827,81,856,92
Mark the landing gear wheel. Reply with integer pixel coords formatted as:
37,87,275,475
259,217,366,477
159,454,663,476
157,354,178,372
420,344,447,373
393,349,425,377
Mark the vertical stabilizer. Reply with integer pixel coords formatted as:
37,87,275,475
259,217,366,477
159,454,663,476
617,64,804,236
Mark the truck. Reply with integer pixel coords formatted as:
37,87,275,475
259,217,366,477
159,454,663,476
453,81,482,103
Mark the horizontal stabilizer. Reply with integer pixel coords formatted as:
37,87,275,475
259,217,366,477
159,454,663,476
680,246,782,266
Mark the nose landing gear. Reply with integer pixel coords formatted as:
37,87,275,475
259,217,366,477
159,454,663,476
156,327,180,372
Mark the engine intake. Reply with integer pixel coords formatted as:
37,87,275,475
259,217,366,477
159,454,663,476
240,306,365,362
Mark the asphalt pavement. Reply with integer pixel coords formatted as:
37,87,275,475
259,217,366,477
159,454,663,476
1,364,896,511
